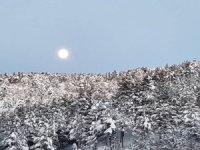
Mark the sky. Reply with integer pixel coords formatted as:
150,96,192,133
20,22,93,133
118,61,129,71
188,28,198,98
0,0,200,73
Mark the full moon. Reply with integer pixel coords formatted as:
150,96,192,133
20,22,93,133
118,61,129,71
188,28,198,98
58,49,69,59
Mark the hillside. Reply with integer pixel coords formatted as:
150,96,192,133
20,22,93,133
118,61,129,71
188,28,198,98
1,61,200,150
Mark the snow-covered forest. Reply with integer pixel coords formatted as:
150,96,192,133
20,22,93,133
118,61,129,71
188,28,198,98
1,61,200,150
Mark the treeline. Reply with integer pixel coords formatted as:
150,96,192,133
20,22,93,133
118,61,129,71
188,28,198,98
1,61,200,149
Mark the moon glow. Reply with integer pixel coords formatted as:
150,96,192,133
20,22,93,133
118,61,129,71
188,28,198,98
58,49,69,59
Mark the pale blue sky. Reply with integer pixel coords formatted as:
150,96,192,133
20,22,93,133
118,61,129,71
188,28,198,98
0,1,200,73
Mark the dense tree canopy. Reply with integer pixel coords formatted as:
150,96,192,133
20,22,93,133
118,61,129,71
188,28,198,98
1,61,200,149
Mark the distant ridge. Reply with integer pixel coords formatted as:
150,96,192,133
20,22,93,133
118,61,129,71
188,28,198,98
1,60,200,150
